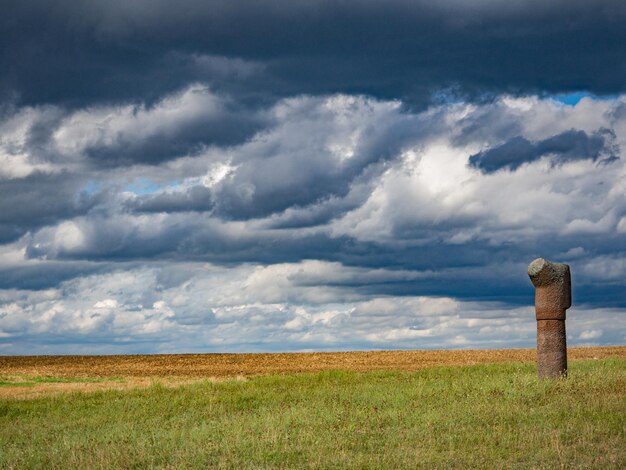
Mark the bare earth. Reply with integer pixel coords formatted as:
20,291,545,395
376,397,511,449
1,346,625,399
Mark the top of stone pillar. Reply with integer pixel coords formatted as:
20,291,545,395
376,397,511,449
528,258,569,287
528,258,572,318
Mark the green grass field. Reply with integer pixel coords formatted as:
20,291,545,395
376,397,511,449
1,359,625,469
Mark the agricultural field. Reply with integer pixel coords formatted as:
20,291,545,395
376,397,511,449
1,347,625,468
2,346,625,397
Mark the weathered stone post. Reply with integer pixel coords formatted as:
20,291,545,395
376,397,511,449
527,258,571,379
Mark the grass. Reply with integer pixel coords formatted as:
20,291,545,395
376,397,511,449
0,359,624,469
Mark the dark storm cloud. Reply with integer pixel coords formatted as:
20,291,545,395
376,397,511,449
82,96,269,167
14,85,271,169
21,200,626,308
0,261,105,290
469,129,619,173
212,156,378,221
134,99,440,220
3,0,626,108
132,186,214,213
0,172,99,243
133,156,385,221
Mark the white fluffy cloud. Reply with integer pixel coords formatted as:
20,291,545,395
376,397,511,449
53,85,223,156
2,260,623,355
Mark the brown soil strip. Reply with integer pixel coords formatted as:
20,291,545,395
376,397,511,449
1,346,624,379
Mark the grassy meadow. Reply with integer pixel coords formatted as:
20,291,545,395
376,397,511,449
1,357,625,469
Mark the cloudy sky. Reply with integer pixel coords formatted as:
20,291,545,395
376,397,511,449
2,0,626,354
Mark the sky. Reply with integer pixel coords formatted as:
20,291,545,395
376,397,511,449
1,0,626,355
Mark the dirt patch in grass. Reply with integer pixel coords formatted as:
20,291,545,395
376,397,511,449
0,376,247,400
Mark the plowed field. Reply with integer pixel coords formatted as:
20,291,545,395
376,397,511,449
2,346,625,378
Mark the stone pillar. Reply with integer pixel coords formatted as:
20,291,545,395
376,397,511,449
527,258,571,379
